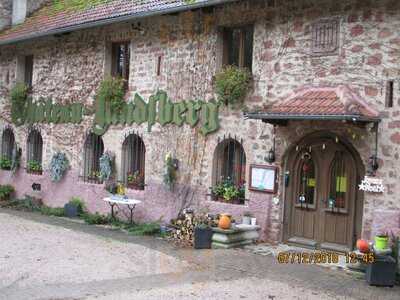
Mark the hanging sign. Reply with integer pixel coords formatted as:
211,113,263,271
358,176,385,193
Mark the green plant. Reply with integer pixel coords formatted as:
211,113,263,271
163,152,178,190
40,206,65,217
212,178,245,202
82,212,110,225
0,156,12,170
49,152,69,182
0,185,15,200
96,76,125,113
10,83,28,125
215,65,251,107
68,197,86,215
126,222,161,236
27,160,42,173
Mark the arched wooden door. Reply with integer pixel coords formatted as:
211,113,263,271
286,138,358,252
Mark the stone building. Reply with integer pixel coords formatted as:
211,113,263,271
0,0,399,250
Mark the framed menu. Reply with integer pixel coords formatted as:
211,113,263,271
249,165,278,193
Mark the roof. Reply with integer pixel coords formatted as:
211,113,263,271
0,0,235,45
245,85,381,124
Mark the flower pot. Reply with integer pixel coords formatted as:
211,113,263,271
242,216,251,225
218,214,231,229
366,255,396,286
374,235,389,250
64,203,77,218
194,226,213,249
251,217,257,226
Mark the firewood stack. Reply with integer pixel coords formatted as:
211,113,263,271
170,210,195,246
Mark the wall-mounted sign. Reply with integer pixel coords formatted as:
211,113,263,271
11,90,220,136
358,176,385,193
249,165,278,193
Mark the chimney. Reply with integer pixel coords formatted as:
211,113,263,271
0,0,12,31
12,0,27,25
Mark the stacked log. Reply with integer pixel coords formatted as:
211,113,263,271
170,210,196,246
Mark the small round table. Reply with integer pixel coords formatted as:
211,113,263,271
103,196,142,224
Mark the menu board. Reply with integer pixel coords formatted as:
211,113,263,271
249,165,277,193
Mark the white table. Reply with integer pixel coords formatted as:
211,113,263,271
103,196,141,224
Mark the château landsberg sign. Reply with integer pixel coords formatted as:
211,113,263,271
11,90,220,136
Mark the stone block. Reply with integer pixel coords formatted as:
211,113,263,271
212,230,260,244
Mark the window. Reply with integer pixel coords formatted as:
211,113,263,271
27,129,43,175
297,153,316,206
222,25,254,71
386,80,394,108
111,42,130,88
24,55,33,88
1,128,15,170
311,18,339,55
212,138,246,204
328,151,347,209
83,133,104,184
122,134,145,190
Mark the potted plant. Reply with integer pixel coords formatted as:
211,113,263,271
64,197,85,218
375,232,389,251
27,160,42,175
0,156,12,170
0,185,15,201
49,152,69,182
193,212,214,249
127,171,144,190
242,212,252,225
211,178,245,204
88,171,101,184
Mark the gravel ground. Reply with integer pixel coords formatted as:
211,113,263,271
0,209,398,300
87,277,347,300
0,212,188,290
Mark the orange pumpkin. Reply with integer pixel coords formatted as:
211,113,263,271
218,214,231,229
356,239,370,253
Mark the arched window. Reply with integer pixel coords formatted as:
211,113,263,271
83,133,104,184
1,128,15,170
122,134,145,190
328,151,347,209
212,138,246,204
297,153,316,206
27,129,43,174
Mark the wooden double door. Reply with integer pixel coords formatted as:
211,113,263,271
285,139,359,252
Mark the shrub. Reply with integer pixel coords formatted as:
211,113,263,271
0,156,12,170
0,185,15,200
215,65,251,106
10,83,28,125
27,160,42,172
96,76,125,113
82,212,110,225
126,222,161,236
40,206,65,217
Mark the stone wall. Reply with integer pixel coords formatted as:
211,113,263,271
0,0,399,242
0,0,12,31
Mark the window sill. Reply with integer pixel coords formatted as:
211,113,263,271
26,170,43,176
207,194,248,206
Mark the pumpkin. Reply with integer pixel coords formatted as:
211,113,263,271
218,214,231,230
356,239,370,253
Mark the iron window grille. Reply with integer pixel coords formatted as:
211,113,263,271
83,133,104,184
121,133,146,190
311,18,340,55
111,42,130,89
26,129,43,175
1,128,15,170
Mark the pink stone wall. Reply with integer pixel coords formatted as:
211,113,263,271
0,0,400,242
